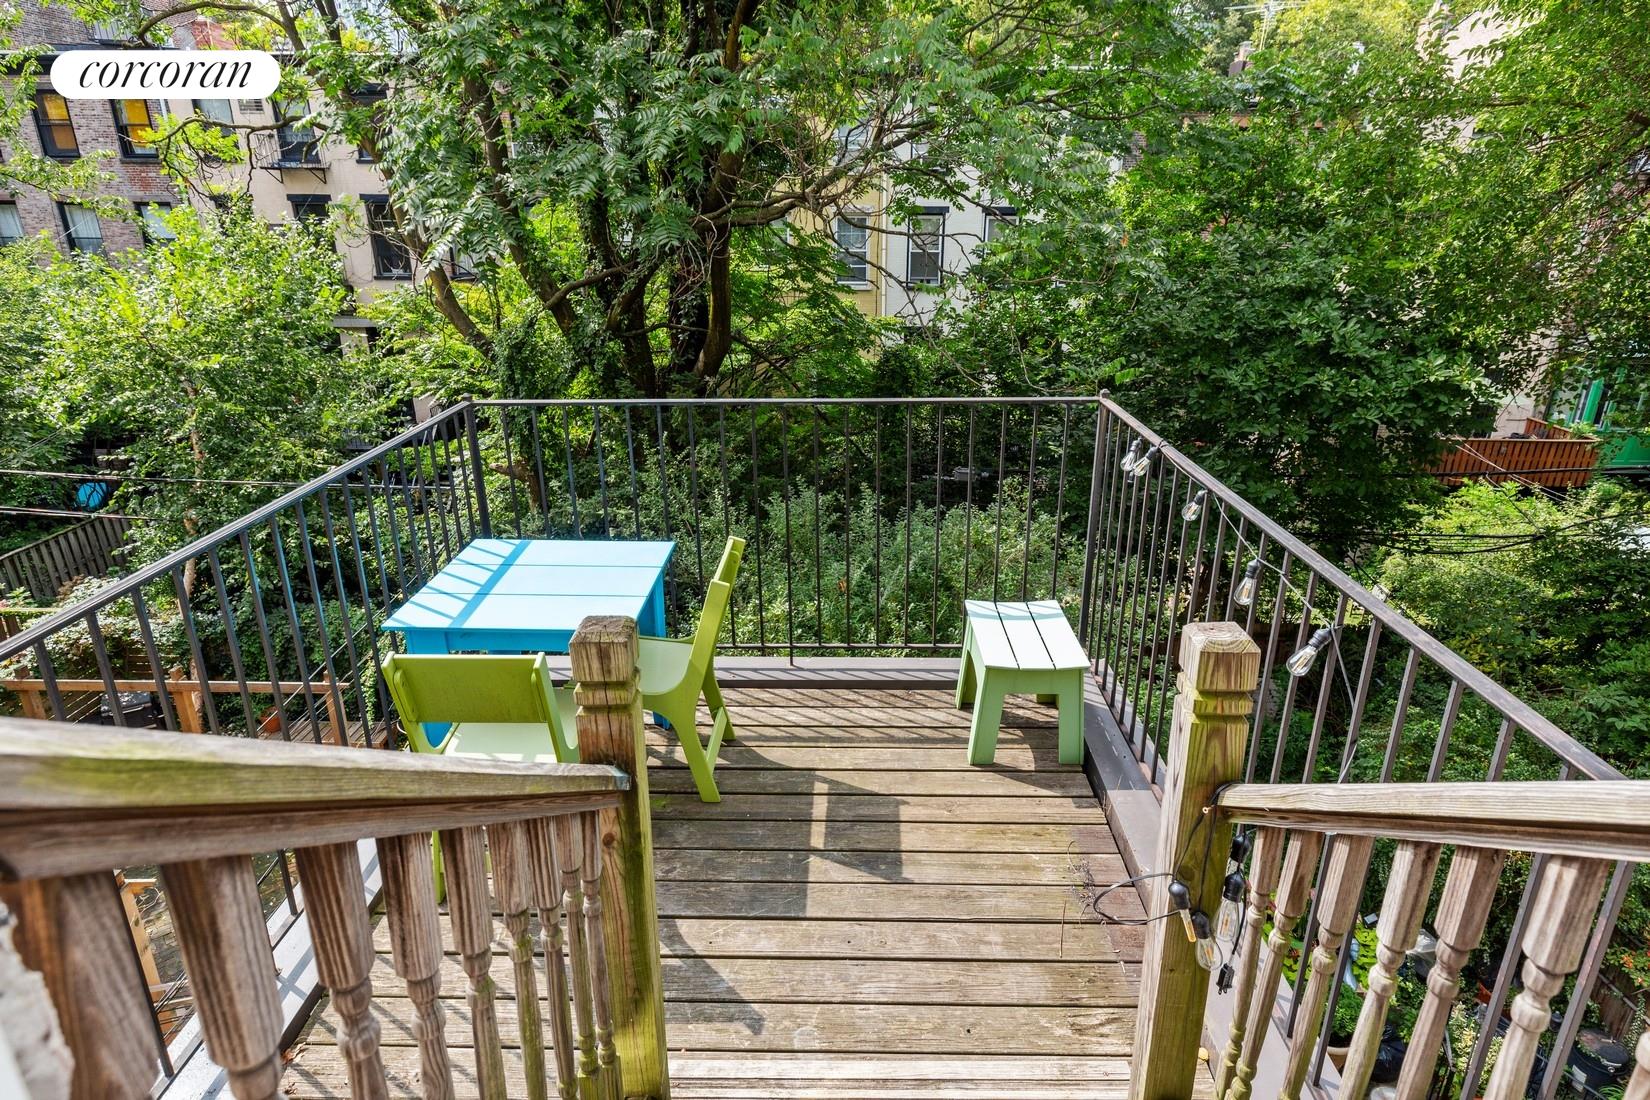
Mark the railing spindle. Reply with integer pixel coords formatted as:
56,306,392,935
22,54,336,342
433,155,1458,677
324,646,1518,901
3,872,163,1099
1394,845,1506,1100
438,826,506,1100
527,816,578,1099
1625,1031,1649,1100
376,831,455,1100
294,842,387,1100
1227,830,1324,1100
1482,856,1612,1100
489,821,548,1100
553,814,600,1091
1213,825,1284,1096
579,810,623,1100
1280,833,1374,1100
161,857,283,1100
1337,841,1442,1100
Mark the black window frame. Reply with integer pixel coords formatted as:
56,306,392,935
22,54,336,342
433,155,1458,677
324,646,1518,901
834,214,870,284
289,193,332,224
0,201,23,246
58,203,103,255
112,99,160,159
906,207,946,286
362,195,413,279
34,91,80,159
136,201,176,245
273,98,321,165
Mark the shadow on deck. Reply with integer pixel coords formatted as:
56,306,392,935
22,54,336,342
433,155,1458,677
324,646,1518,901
282,682,1149,1098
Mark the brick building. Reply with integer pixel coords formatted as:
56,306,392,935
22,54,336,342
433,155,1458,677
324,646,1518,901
0,2,194,254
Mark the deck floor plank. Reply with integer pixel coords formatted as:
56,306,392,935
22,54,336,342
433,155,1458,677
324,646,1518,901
286,686,1140,1098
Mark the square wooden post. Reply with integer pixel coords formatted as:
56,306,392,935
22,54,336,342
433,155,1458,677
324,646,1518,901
1129,621,1261,1100
570,615,670,1099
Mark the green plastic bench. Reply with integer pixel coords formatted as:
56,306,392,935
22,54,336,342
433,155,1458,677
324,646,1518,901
955,600,1087,766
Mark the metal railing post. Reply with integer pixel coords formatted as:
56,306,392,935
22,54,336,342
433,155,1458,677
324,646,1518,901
1076,395,1111,648
463,402,493,538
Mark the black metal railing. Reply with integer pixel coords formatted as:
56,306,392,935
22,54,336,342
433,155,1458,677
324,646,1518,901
0,393,1630,1098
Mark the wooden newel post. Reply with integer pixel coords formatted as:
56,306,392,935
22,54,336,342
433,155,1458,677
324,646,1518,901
570,615,670,1100
1130,621,1260,1100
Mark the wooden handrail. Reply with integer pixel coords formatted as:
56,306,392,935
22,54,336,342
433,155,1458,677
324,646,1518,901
1216,780,1650,861
0,615,669,1100
1131,621,1650,1100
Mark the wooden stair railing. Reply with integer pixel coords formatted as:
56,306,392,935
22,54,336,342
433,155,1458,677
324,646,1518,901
0,614,672,1100
1130,621,1650,1100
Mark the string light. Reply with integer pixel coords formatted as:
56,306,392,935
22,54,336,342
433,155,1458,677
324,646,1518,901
1233,559,1262,607
1182,489,1207,523
1286,626,1336,677
1120,439,1141,473
1215,872,1246,942
1127,443,1160,478
1191,911,1219,971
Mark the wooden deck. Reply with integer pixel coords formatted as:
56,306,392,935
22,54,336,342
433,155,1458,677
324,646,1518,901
283,686,1146,1099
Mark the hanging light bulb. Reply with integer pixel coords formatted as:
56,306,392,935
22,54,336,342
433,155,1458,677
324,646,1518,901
1191,911,1219,971
1370,583,1391,603
1233,559,1262,607
1120,439,1141,473
1182,489,1207,523
1215,871,1246,943
1127,444,1160,478
1226,828,1253,876
1287,626,1336,677
1167,878,1194,941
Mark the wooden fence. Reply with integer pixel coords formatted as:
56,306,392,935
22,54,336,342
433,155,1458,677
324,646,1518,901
1432,419,1601,489
0,515,133,602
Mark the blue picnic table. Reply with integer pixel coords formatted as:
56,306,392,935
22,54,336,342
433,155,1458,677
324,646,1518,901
382,537,675,655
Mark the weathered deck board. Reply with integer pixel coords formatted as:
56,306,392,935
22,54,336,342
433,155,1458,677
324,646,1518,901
286,686,1140,1098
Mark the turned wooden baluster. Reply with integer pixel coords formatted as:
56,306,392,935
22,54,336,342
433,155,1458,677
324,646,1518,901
1213,825,1285,1098
1483,856,1611,1100
1281,833,1375,1100
1338,840,1442,1100
3,872,164,1100
527,816,578,1099
294,843,388,1100
488,821,549,1100
579,810,623,1100
376,832,455,1100
161,857,284,1100
439,826,507,1100
1394,846,1506,1100
1227,829,1323,1100
554,813,602,1094
1624,1030,1649,1100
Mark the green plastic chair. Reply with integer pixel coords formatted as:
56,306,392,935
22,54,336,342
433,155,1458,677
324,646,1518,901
639,536,744,803
382,651,579,762
382,652,578,898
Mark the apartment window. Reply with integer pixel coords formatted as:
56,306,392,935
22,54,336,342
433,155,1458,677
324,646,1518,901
907,208,945,285
834,215,869,283
137,202,176,244
364,196,412,279
87,17,126,41
0,202,23,246
194,98,235,135
113,100,159,158
34,92,79,158
58,204,103,254
290,194,331,223
237,99,266,115
274,99,320,164
984,205,1017,245
836,122,869,162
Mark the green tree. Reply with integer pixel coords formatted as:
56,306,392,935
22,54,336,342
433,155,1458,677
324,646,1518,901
29,209,369,584
925,0,1494,549
117,0,1196,395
